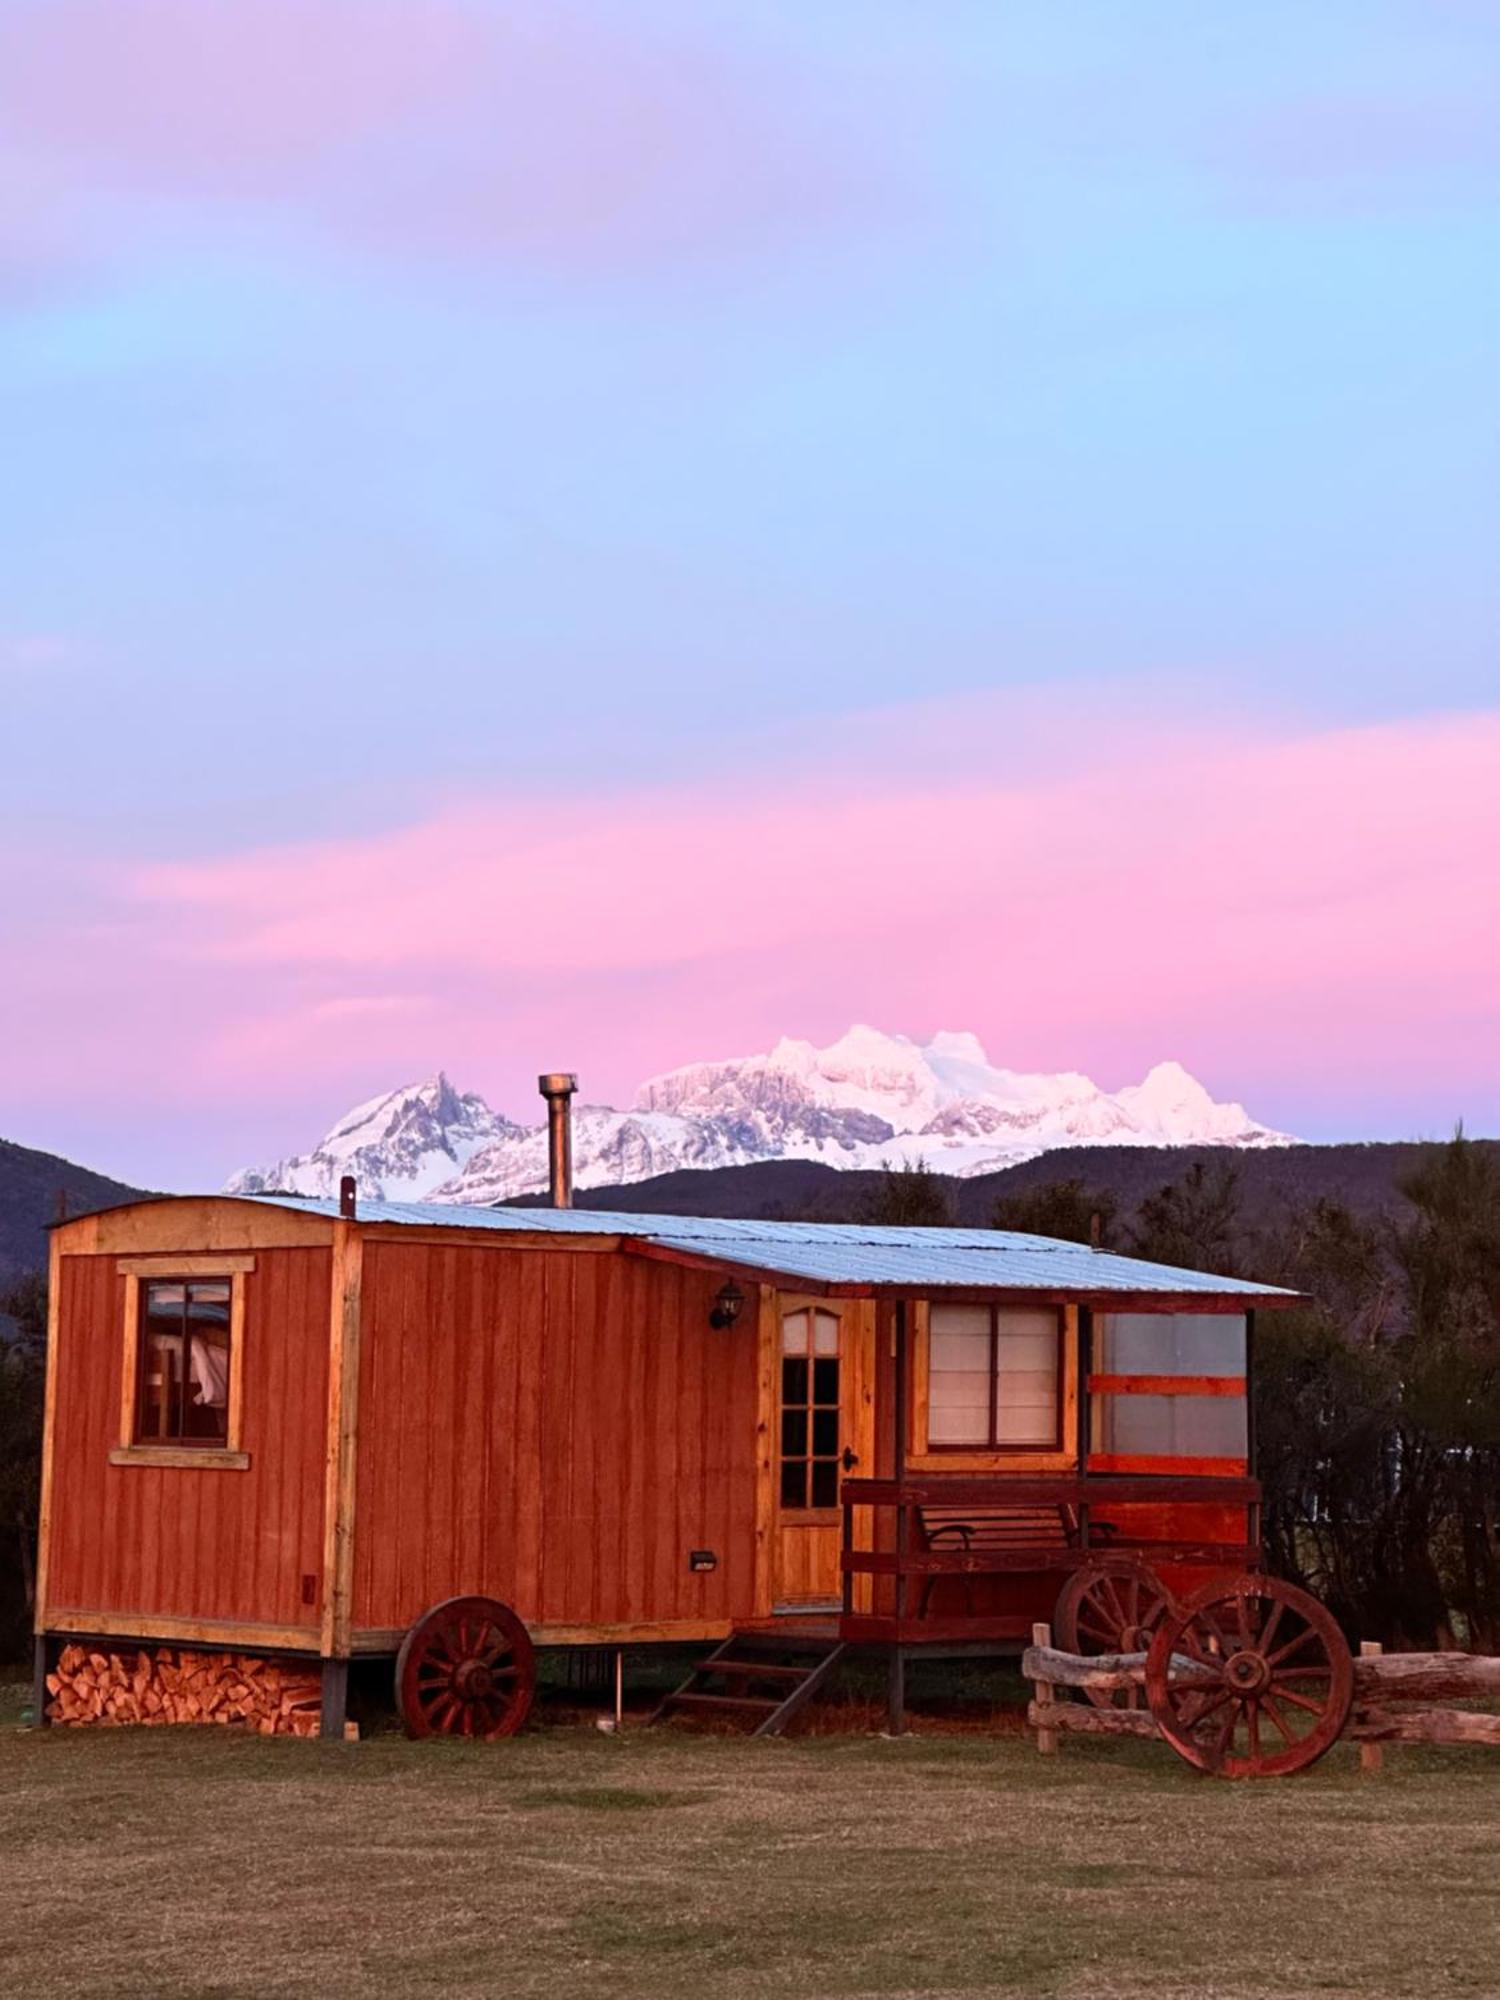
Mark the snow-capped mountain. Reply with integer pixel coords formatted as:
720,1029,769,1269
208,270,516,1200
224,1027,1295,1204
224,1073,522,1201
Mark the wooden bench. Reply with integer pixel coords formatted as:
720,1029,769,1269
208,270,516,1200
915,1503,1116,1618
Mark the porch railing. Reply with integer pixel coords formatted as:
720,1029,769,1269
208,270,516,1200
838,1472,1262,1645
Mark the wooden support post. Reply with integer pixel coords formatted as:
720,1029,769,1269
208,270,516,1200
32,1633,51,1728
319,1657,349,1741
1032,1621,1059,1755
886,1645,905,1737
1359,1641,1383,1774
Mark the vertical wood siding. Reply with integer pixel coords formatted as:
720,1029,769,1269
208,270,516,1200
352,1243,760,1633
45,1249,331,1632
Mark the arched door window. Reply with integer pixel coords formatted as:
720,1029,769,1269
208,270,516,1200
780,1308,842,1511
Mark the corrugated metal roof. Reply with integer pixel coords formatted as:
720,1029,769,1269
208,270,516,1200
245,1194,1294,1299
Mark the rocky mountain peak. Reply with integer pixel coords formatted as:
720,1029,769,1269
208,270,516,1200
226,1028,1296,1206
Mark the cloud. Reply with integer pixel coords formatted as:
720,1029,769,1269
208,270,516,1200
108,699,1500,1117
0,0,900,290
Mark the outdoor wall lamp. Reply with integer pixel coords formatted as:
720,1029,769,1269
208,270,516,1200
710,1280,746,1329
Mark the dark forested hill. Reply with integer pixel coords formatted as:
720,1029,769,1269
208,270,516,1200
510,1139,1500,1236
0,1138,146,1278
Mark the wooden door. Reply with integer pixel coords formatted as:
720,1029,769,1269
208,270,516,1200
772,1296,875,1610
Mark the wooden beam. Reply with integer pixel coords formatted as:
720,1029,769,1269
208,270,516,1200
57,1198,332,1255
117,1271,138,1452
350,1618,741,1654
751,1284,776,1619
109,1447,250,1471
1087,1374,1246,1398
115,1254,256,1277
320,1220,364,1659
42,1609,319,1652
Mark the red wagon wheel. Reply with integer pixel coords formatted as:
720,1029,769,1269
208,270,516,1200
396,1595,536,1741
1054,1556,1171,1709
1145,1575,1352,1779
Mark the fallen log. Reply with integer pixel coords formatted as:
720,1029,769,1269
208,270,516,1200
1350,1704,1500,1747
1026,1699,1159,1740
1353,1652,1500,1704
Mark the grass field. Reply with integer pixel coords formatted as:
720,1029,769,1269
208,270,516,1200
3,1680,1497,2000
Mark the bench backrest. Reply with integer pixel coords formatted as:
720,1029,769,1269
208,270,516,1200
918,1503,1077,1550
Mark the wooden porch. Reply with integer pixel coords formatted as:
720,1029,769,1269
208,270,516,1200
837,1471,1262,1646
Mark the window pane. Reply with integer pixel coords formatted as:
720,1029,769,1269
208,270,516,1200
782,1357,808,1408
781,1310,810,1357
812,1358,839,1407
1094,1313,1245,1377
994,1309,1059,1446
139,1278,231,1445
781,1409,808,1456
1093,1393,1247,1459
810,1459,838,1509
781,1461,808,1508
929,1305,992,1445
811,1311,840,1357
812,1408,838,1456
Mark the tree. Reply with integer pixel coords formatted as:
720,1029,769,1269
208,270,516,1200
990,1178,1117,1247
1389,1131,1500,1648
0,1269,46,1662
1130,1161,1243,1276
861,1157,953,1227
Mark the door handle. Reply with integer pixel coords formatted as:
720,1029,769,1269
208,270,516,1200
841,1446,860,1471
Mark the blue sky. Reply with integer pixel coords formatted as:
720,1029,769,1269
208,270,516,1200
1,1,1496,1186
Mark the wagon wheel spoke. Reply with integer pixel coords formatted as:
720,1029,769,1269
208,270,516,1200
1257,1598,1285,1659
1181,1686,1232,1728
1267,1627,1321,1668
1100,1574,1128,1628
1269,1684,1329,1716
1168,1668,1223,1693
1262,1695,1298,1746
1208,1702,1239,1766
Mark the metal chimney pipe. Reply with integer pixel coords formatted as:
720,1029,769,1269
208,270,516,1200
538,1073,578,1209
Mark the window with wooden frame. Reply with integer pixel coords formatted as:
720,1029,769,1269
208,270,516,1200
1089,1312,1247,1471
779,1307,841,1512
111,1257,252,1469
926,1304,1063,1451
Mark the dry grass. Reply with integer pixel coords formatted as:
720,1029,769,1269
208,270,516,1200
2,1682,1497,2000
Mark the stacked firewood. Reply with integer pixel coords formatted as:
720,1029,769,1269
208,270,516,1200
45,1644,325,1735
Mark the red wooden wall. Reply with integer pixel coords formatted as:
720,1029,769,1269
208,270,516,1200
352,1241,761,1636
45,1248,331,1635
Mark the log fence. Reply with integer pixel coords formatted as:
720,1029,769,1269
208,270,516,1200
1024,1625,1500,1773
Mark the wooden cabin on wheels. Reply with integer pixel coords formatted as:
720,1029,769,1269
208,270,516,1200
36,1148,1302,1747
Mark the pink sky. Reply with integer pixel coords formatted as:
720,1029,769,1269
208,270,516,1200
7,691,1495,1183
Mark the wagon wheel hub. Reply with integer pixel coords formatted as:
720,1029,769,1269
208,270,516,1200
1224,1650,1271,1695
454,1659,496,1701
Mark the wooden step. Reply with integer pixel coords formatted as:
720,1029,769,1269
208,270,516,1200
703,1660,811,1681
664,1691,781,1715
710,1628,834,1655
